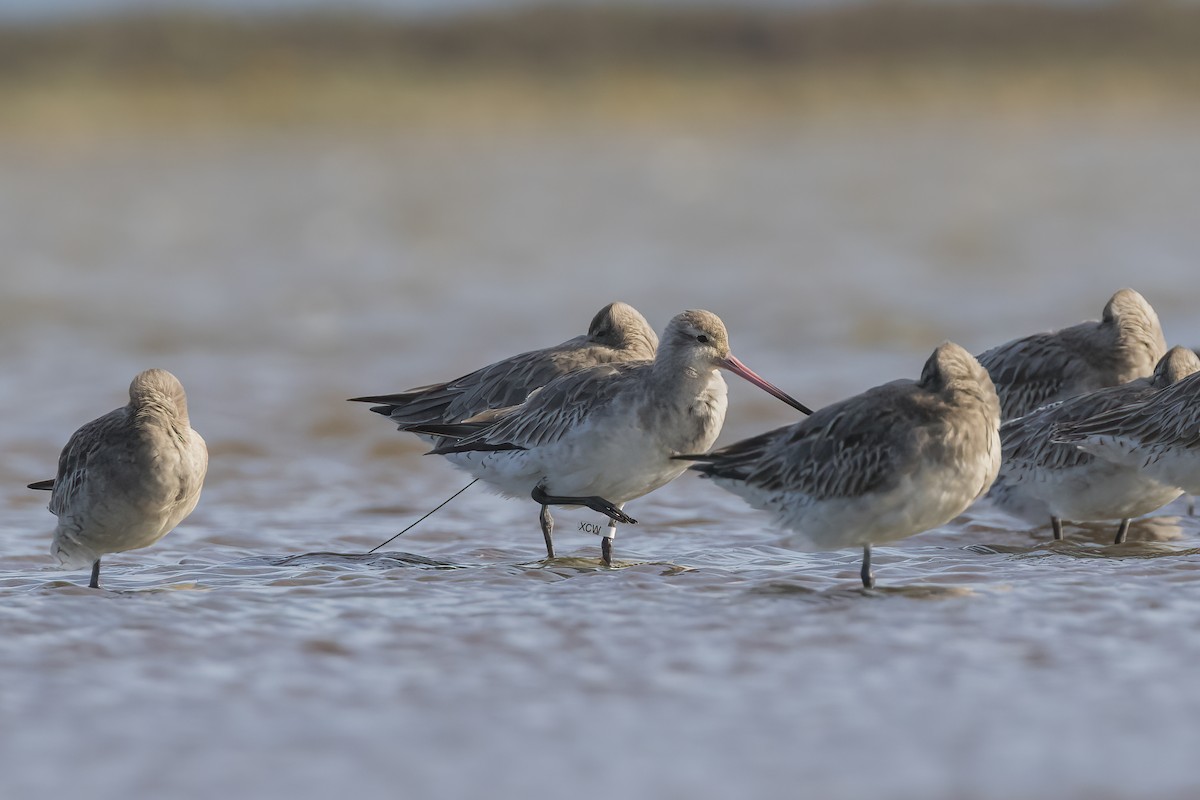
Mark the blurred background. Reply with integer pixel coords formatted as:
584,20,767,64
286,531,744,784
3,1,1200,798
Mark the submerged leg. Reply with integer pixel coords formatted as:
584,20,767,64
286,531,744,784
538,504,555,559
861,544,875,589
88,559,101,589
1051,517,1064,541
1114,518,1131,545
600,505,623,567
530,486,637,525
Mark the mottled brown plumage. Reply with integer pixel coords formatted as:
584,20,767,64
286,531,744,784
1052,351,1200,496
681,342,1001,587
989,346,1199,541
29,369,208,588
350,301,658,430
977,288,1166,420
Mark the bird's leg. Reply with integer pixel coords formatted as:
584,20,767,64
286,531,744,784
1114,518,1131,545
530,486,637,525
861,544,875,589
600,504,623,567
89,559,101,589
1189,496,1195,517
1051,517,1064,541
538,504,555,560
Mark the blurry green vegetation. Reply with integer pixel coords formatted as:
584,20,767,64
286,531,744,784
2,2,1199,137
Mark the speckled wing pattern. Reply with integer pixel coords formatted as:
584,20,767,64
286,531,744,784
1001,378,1157,472
357,335,599,427
45,408,127,517
1053,370,1200,451
977,333,1093,419
686,381,919,500
427,361,647,454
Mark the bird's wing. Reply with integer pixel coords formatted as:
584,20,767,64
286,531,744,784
977,333,1093,418
349,337,597,426
1002,380,1157,471
426,362,643,455
1052,371,1200,452
45,408,127,516
683,381,920,500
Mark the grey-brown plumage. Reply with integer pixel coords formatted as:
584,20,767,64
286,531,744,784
989,346,1199,543
349,301,658,430
1052,353,1200,497
680,342,1001,588
408,310,810,565
28,369,208,588
976,288,1166,420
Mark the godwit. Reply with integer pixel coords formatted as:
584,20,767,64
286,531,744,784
409,310,810,565
1052,357,1200,501
349,301,658,433
28,369,208,589
678,342,1000,588
989,346,1199,544
976,288,1166,420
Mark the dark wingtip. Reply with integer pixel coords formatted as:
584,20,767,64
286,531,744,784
27,479,55,491
427,442,527,456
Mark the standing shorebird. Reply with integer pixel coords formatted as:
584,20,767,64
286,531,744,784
677,343,1001,588
349,301,658,434
976,288,1166,420
410,310,811,565
28,369,208,589
1052,362,1200,501
349,301,658,549
989,346,1199,544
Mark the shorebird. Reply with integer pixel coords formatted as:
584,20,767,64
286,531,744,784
989,346,1199,544
1052,358,1200,501
28,369,208,589
409,310,811,565
976,288,1166,420
678,342,1001,588
349,301,658,433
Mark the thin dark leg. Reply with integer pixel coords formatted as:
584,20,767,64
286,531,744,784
538,505,555,559
89,559,100,589
1051,517,1064,541
1189,496,1195,517
861,544,875,589
600,505,622,567
1114,518,1131,545
530,486,637,525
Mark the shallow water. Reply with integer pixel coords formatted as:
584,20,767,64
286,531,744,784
4,107,1200,799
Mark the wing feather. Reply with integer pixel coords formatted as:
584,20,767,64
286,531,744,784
1001,377,1157,471
1053,370,1200,449
45,409,127,517
349,336,654,427
977,331,1096,419
426,362,644,454
687,381,921,500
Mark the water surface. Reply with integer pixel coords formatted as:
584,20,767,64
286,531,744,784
3,107,1200,799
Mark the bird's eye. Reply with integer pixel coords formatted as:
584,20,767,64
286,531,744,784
696,334,709,343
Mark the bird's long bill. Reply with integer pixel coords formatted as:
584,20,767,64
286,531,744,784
720,355,812,415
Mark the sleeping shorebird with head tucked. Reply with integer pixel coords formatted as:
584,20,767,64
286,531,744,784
677,342,1001,588
976,288,1166,421
989,346,1199,544
1051,359,1200,502
349,301,658,435
28,369,208,589
409,310,811,566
